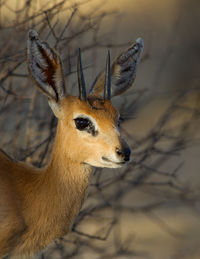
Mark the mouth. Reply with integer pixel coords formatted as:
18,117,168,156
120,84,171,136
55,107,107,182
102,156,126,165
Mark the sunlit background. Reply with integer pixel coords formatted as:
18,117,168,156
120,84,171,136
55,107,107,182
0,0,200,258
1,0,199,94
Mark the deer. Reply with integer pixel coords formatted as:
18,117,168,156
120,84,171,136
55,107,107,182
0,29,144,258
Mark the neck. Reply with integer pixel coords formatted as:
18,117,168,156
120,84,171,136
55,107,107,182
9,123,93,257
42,123,93,227
22,123,93,248
46,121,93,184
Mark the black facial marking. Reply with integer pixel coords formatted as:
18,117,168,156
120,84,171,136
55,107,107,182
87,97,105,110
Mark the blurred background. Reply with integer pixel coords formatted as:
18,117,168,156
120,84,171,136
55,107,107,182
0,0,200,258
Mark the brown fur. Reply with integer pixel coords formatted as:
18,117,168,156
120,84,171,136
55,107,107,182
0,96,121,258
0,30,142,258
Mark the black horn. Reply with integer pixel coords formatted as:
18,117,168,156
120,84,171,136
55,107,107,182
77,48,87,101
104,50,111,100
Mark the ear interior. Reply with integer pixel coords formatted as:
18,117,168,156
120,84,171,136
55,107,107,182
48,100,62,118
27,30,66,107
89,38,144,98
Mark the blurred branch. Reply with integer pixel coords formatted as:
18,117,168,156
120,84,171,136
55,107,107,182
0,0,200,258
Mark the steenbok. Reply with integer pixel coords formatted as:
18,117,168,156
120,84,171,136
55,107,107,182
0,30,143,258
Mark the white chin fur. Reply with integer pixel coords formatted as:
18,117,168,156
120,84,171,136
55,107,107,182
97,161,124,169
84,154,129,168
85,160,124,169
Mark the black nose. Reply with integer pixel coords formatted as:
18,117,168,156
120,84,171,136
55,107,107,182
116,147,131,162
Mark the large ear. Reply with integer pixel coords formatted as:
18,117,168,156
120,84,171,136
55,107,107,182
89,38,144,98
27,30,66,117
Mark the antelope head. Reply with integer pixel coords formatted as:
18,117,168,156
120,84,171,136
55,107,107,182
27,30,143,168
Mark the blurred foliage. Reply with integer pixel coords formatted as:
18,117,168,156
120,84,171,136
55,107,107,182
0,0,200,258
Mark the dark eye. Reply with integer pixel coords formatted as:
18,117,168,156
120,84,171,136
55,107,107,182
74,118,90,130
74,117,97,136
